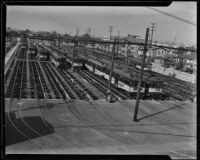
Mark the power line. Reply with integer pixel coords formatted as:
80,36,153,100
147,7,196,26
6,32,196,52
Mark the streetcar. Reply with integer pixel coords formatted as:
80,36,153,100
51,51,66,68
28,45,37,55
36,45,50,61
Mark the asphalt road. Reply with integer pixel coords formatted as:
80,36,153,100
5,98,196,158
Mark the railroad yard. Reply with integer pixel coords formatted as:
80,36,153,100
4,37,196,158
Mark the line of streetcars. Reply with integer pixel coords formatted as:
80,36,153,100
27,44,67,68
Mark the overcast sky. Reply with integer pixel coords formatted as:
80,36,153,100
7,2,196,45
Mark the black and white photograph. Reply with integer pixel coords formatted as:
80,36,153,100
4,2,197,159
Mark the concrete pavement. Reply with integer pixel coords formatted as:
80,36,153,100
5,98,196,158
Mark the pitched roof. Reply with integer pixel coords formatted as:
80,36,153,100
154,56,170,60
177,52,196,60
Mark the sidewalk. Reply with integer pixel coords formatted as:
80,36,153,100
5,42,20,74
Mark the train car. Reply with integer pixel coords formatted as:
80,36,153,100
51,51,66,68
28,45,36,54
36,45,50,61
21,43,28,50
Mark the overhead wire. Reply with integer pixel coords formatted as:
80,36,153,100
147,7,196,26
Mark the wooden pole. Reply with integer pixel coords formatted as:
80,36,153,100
133,28,149,121
72,38,76,72
106,38,116,102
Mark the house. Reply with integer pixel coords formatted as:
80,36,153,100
168,49,179,57
183,51,197,72
137,47,170,58
154,48,170,57
174,49,196,71
137,46,153,57
154,56,171,67
121,44,139,57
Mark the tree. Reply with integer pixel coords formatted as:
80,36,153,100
25,29,31,34
52,30,58,38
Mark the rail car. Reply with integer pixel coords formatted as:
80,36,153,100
51,51,66,68
20,43,28,50
28,45,37,56
36,45,50,61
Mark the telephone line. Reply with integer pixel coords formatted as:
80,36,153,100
147,7,196,26
6,32,196,52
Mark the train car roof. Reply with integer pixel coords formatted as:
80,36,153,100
51,52,65,59
36,45,48,52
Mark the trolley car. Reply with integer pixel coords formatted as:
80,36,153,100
51,51,66,68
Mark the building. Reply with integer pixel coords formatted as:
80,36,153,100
137,47,170,58
154,56,171,67
175,50,196,70
154,48,170,57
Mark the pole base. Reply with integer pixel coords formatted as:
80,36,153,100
106,94,112,103
71,67,74,72
133,118,140,122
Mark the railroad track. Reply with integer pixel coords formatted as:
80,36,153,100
20,61,27,98
47,63,76,99
78,70,109,96
12,61,24,98
40,62,62,99
35,61,52,99
6,52,46,148
80,70,132,100
17,47,26,60
30,61,44,99
66,71,99,100
5,60,20,98
5,47,28,98
45,62,71,99
56,69,85,99
5,48,24,98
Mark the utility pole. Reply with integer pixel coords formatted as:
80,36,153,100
50,35,53,46
133,28,149,122
116,31,120,54
108,26,114,53
71,37,77,72
58,34,61,49
72,28,79,72
127,47,130,63
88,27,91,37
92,34,95,49
173,37,176,46
107,38,116,102
76,28,79,37
150,23,157,45
109,26,114,40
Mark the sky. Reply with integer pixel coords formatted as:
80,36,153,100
6,2,196,45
